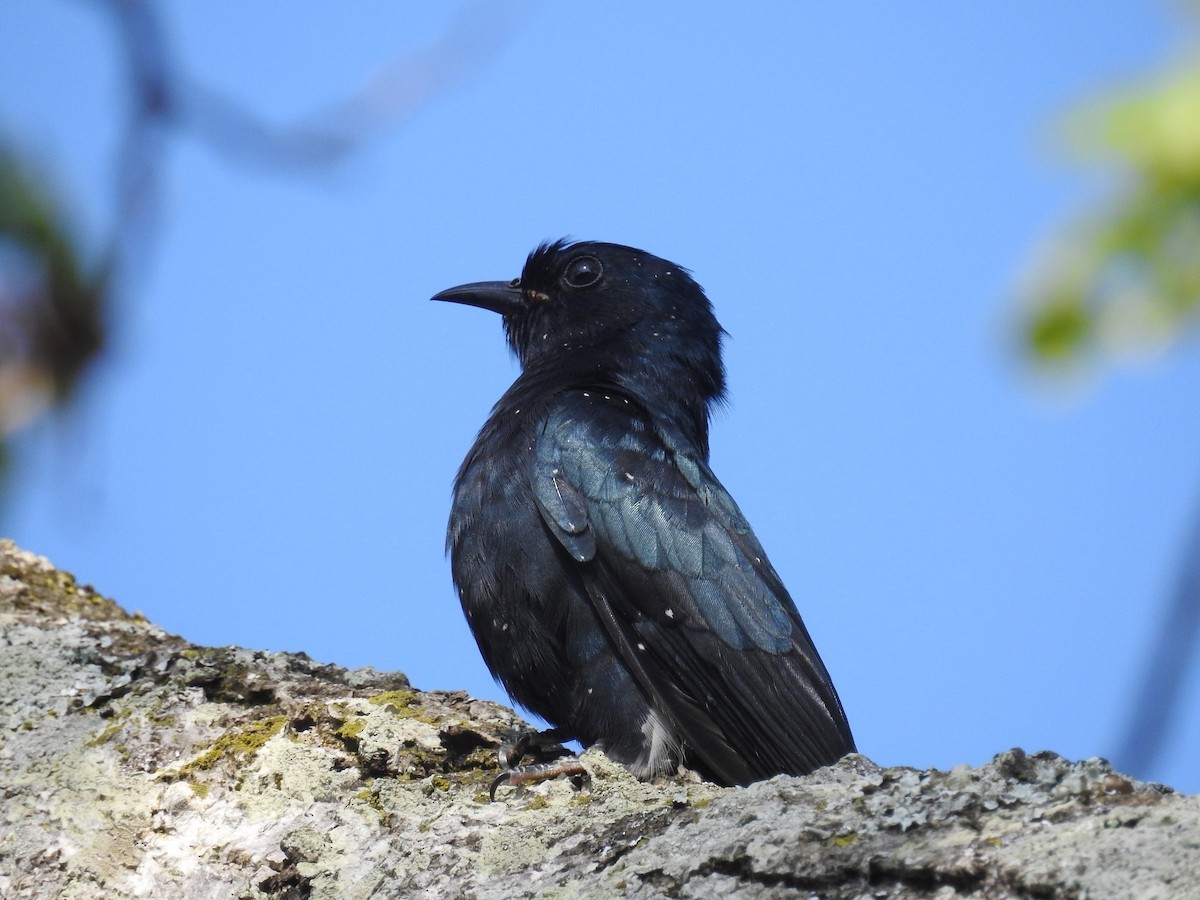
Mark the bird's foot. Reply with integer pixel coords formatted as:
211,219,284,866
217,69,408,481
489,757,590,800
490,730,590,800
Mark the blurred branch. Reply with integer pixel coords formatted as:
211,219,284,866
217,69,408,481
178,0,532,169
92,0,533,284
1114,493,1200,776
99,0,170,295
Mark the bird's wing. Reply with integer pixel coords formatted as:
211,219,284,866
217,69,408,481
533,391,854,784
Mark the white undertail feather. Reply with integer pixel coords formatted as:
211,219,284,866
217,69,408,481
631,709,682,779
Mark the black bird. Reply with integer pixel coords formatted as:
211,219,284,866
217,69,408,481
434,240,855,787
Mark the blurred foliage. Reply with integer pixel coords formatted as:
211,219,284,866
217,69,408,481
0,145,105,489
1023,57,1200,366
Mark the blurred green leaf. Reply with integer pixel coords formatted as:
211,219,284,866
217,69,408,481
1023,57,1200,368
1075,65,1200,183
1028,297,1091,362
0,142,105,439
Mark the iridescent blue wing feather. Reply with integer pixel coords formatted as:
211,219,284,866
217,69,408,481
534,390,854,783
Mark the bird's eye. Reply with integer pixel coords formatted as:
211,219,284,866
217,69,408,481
562,256,603,289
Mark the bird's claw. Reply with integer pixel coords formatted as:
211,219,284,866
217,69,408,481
489,729,589,800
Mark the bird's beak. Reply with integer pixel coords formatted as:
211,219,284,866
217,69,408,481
431,280,524,316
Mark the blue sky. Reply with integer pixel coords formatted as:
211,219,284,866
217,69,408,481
4,2,1199,793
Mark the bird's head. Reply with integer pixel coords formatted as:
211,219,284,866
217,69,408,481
432,240,727,412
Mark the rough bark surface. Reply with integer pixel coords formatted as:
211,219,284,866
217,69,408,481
1,539,1197,899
